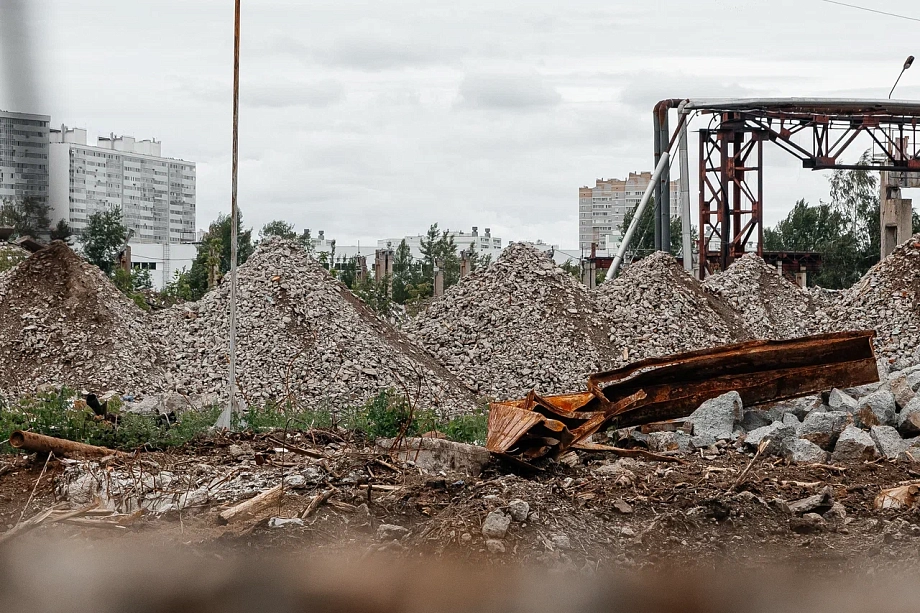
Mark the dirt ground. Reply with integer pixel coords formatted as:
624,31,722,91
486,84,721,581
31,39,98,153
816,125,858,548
2,430,920,572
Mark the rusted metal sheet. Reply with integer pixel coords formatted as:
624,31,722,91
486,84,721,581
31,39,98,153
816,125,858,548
487,331,878,463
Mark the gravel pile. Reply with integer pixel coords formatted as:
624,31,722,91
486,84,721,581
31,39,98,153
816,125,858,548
594,252,751,367
405,243,613,400
819,234,920,363
703,253,818,339
156,238,477,414
0,242,166,397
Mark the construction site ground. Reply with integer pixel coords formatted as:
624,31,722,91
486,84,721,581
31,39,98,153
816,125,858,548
3,430,919,572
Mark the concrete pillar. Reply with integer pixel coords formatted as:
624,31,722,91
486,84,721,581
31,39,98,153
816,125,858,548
581,259,596,290
355,255,368,285
459,251,471,278
795,267,807,288
881,171,913,258
374,249,393,292
433,258,444,297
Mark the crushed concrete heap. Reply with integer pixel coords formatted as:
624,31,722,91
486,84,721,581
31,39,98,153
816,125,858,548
0,242,165,397
703,253,819,340
594,252,751,367
156,238,476,414
819,234,920,364
405,243,613,400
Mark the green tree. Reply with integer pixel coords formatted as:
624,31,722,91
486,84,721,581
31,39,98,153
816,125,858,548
187,211,254,300
560,259,581,279
259,220,297,241
418,223,460,292
618,199,686,259
0,196,52,238
82,207,127,275
392,239,414,304
50,219,74,243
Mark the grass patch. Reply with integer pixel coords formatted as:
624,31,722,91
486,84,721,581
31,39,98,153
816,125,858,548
0,387,220,452
0,388,490,452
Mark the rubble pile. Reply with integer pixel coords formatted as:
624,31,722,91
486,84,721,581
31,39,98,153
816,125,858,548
157,238,476,413
703,253,818,339
405,243,613,399
0,242,165,396
594,252,751,366
820,235,920,363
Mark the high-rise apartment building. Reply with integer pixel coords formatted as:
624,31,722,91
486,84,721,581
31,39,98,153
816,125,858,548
49,126,196,243
578,173,679,252
0,110,50,204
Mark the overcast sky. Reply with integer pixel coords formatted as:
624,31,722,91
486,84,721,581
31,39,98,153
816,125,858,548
2,0,918,248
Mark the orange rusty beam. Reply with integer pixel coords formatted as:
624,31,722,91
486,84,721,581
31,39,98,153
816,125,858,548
487,331,879,464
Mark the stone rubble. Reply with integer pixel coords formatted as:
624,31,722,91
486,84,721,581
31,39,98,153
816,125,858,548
818,234,920,363
156,238,477,415
0,241,166,397
405,242,613,399
593,252,751,368
702,253,818,340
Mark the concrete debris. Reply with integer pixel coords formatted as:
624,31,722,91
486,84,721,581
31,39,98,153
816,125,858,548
0,242,166,397
820,234,920,363
799,411,851,450
157,238,476,413
897,397,920,436
687,392,743,440
782,438,828,464
595,252,750,367
268,517,304,529
377,437,491,476
869,425,909,460
485,539,506,553
703,253,817,340
788,486,835,515
831,426,879,462
827,389,858,411
376,524,410,541
790,513,827,534
888,372,917,409
481,510,511,539
854,390,897,428
507,499,530,522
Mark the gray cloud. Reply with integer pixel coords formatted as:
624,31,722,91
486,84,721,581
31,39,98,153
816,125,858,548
456,73,562,110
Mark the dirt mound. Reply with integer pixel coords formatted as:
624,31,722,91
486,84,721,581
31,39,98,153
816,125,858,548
703,253,819,339
0,242,165,396
594,252,750,366
405,243,613,400
821,234,920,362
156,238,477,414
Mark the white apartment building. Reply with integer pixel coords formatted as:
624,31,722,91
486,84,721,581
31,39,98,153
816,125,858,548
49,126,196,244
0,110,50,205
579,173,679,253
128,241,198,290
378,226,502,260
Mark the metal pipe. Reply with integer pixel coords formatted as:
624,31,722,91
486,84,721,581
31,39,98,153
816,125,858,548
605,151,671,281
683,97,920,112
658,109,671,252
678,103,692,272
217,0,241,430
653,111,662,252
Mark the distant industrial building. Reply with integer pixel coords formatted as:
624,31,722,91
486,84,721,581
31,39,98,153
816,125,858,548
0,110,50,204
378,226,502,260
49,126,196,244
579,173,679,252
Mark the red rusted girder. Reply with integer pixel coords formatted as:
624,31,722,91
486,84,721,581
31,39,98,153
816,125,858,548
487,331,878,463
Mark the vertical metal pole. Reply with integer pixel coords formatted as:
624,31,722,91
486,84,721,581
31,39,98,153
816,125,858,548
679,113,692,272
653,112,663,252
659,110,671,252
217,0,241,430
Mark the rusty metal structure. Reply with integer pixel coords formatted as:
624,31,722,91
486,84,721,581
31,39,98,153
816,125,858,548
653,98,920,278
487,331,878,464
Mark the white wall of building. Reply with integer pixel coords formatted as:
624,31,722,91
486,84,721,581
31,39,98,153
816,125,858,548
378,226,502,260
128,241,197,290
48,127,195,244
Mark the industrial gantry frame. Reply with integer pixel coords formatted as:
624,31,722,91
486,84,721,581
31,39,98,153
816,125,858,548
638,99,920,280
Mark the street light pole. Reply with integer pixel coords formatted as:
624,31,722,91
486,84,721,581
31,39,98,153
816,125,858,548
217,0,241,430
889,55,914,99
